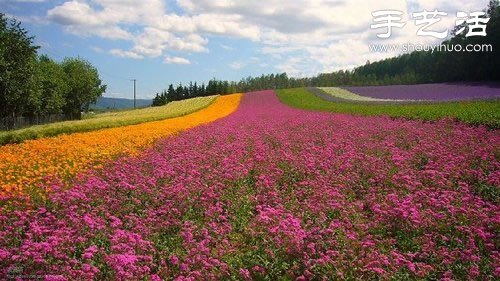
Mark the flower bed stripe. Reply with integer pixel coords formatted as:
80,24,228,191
343,83,500,101
318,87,420,102
0,94,242,199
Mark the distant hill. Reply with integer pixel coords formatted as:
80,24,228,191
91,97,152,110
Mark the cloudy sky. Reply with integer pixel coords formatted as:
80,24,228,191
1,0,490,98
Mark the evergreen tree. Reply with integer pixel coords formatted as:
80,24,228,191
175,84,184,101
166,84,175,102
193,82,199,97
152,92,163,106
200,83,206,96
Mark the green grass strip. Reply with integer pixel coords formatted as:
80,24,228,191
0,96,218,145
276,88,500,129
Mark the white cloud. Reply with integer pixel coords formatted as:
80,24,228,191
109,49,143,59
47,1,96,26
66,25,132,40
43,0,491,74
129,28,208,58
47,0,165,26
153,13,260,40
47,1,134,40
164,56,191,65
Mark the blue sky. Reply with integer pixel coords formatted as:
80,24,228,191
2,0,490,99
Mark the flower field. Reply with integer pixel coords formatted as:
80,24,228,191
280,88,500,128
0,94,241,200
1,90,498,280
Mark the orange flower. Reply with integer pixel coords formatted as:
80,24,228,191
0,94,242,198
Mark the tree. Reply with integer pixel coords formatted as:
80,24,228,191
152,93,162,106
206,79,217,95
0,13,39,126
192,82,199,97
200,83,206,96
61,57,106,119
188,82,194,98
174,84,184,101
152,89,170,106
35,55,67,115
166,84,175,102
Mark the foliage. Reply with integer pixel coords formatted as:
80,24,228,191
0,14,107,129
0,13,39,121
61,57,107,118
277,88,500,128
35,55,68,116
152,79,231,106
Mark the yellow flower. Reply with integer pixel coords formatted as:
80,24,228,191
0,94,242,198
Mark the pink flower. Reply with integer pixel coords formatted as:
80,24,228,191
239,268,251,280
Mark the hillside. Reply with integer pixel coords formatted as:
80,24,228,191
91,97,152,110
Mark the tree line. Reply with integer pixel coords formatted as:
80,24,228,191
153,1,498,106
0,13,106,128
152,79,232,106
152,73,306,106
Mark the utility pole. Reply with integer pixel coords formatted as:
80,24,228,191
130,79,137,109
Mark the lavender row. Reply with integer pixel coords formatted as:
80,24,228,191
343,83,500,101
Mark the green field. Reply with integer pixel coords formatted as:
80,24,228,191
277,88,500,128
0,96,217,145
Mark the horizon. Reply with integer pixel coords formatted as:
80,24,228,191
2,0,492,99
